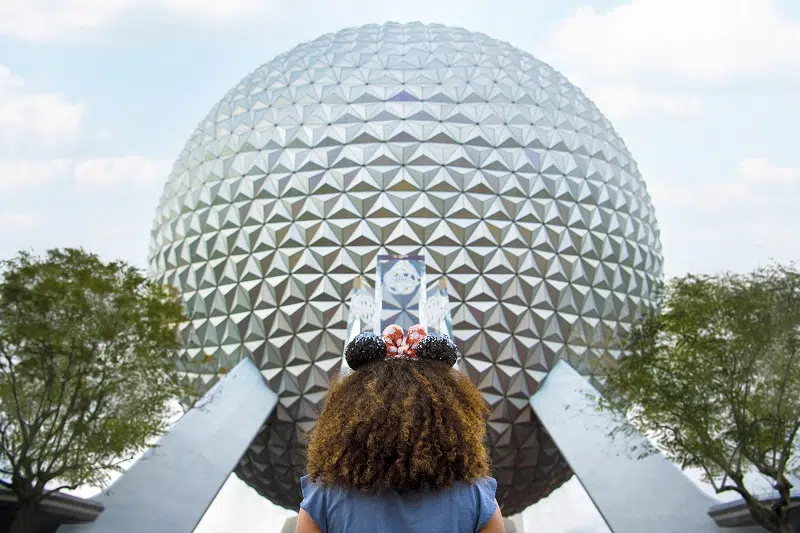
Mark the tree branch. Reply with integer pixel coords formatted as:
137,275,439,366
4,355,29,440
32,343,80,474
28,339,58,426
36,368,86,476
43,483,81,497
47,454,132,489
0,422,19,477
17,341,76,481
41,362,115,477
772,347,797,470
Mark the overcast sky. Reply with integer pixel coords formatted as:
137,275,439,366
2,0,798,531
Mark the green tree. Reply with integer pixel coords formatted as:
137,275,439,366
600,264,800,533
0,248,189,533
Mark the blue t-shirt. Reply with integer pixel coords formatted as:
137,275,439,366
299,476,497,533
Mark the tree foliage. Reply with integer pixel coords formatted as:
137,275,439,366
600,264,800,533
0,248,190,532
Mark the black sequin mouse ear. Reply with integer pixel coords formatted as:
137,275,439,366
416,332,459,366
345,332,386,370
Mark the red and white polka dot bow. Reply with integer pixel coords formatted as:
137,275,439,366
382,324,427,359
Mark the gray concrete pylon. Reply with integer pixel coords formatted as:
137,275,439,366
530,360,765,533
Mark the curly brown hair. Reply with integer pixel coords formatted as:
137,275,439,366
305,357,490,493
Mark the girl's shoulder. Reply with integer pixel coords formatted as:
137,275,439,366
458,476,498,529
448,476,497,504
473,476,497,513
300,476,498,532
300,475,496,498
470,476,497,495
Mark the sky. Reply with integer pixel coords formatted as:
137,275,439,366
1,0,798,531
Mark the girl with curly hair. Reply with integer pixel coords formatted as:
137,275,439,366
297,325,503,533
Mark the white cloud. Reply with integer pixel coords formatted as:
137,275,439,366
647,178,747,212
160,0,268,21
0,157,170,191
74,156,170,188
541,0,800,81
0,65,85,154
0,158,73,191
580,82,703,121
0,212,43,231
536,0,800,120
646,157,799,276
0,0,276,42
738,157,800,183
649,157,799,211
0,0,506,43
0,0,132,43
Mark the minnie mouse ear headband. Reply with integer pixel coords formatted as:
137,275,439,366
345,324,460,370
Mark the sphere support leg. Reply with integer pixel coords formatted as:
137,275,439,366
530,361,763,533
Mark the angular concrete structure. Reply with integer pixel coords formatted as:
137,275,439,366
531,361,764,533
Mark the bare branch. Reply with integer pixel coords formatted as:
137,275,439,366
0,422,19,476
772,347,797,470
33,343,81,474
17,343,78,480
5,355,29,440
43,483,81,497
37,347,95,475
41,364,115,476
772,419,800,500
47,454,132,486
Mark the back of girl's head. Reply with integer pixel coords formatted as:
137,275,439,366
305,356,490,493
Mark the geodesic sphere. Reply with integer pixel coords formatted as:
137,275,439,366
149,22,663,514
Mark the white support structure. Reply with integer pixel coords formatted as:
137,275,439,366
530,361,764,533
503,516,523,533
281,515,298,533
60,358,277,533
